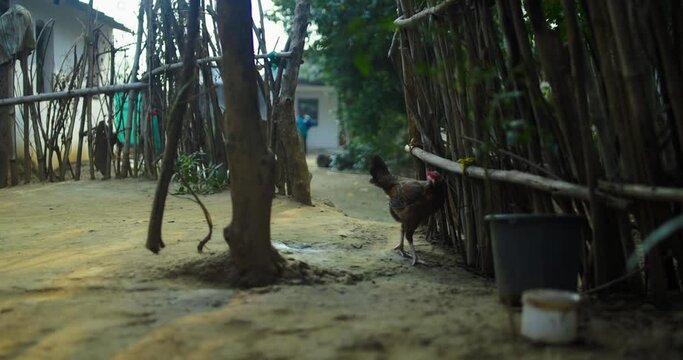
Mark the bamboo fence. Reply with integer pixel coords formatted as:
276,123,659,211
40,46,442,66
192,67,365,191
394,0,683,304
0,0,295,185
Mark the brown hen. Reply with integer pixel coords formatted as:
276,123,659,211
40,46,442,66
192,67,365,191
369,156,447,265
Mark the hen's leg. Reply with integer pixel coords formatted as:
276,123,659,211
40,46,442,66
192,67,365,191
393,224,406,257
406,227,429,266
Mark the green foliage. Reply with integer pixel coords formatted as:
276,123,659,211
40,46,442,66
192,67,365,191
502,119,533,146
272,0,409,170
542,0,565,32
172,152,228,195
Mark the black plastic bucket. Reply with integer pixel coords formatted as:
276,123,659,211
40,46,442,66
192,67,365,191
485,214,584,305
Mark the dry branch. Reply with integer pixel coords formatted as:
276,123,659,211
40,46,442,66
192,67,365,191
394,0,459,28
146,0,201,254
140,53,292,81
120,0,146,178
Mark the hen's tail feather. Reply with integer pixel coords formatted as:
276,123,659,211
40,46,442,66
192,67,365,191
369,155,396,192
369,155,391,180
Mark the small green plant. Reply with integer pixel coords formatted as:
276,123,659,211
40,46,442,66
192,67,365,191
172,152,228,195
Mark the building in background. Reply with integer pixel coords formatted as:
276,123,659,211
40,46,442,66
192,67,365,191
294,78,339,152
215,76,341,153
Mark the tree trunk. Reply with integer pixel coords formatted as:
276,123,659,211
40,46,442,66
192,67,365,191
273,0,313,205
217,0,284,286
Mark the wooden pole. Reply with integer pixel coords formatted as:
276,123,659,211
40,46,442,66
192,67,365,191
20,56,31,183
0,0,9,187
105,45,116,179
75,0,96,180
0,82,148,107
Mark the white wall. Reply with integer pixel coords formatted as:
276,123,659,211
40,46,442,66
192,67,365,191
296,84,339,151
15,0,116,77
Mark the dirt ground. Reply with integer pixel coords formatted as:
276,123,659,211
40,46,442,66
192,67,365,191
1,158,682,360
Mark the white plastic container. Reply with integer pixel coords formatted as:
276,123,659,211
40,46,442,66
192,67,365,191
520,289,582,344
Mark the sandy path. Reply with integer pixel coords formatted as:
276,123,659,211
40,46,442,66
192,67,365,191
0,161,681,359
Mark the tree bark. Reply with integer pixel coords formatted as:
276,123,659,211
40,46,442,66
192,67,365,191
273,0,313,205
217,0,284,286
